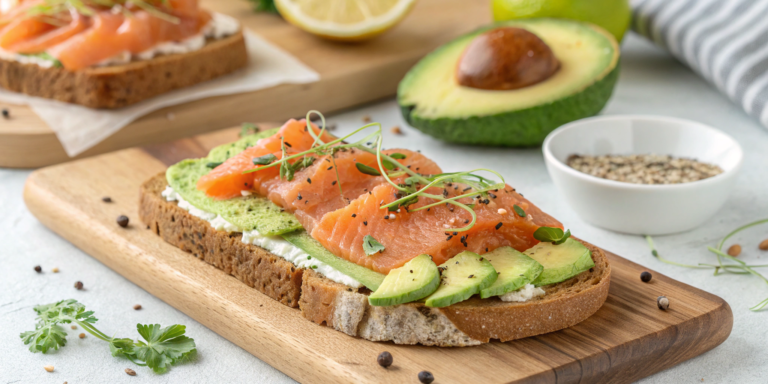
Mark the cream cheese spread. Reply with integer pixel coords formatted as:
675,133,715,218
499,284,546,302
162,186,362,288
0,12,240,69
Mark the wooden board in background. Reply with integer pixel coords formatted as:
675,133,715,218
0,0,490,168
23,127,733,383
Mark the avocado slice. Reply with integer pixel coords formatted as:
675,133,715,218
368,254,440,306
425,251,498,308
524,238,594,286
479,247,544,299
282,231,385,291
398,18,620,146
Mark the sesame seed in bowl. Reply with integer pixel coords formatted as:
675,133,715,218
542,115,743,235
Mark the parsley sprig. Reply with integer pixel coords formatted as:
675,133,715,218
20,299,196,373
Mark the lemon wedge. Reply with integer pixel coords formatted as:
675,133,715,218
274,0,417,41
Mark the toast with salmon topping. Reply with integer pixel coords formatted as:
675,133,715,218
0,1,247,109
139,118,611,346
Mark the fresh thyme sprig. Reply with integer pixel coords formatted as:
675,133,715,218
242,111,510,233
23,0,180,25
645,218,768,311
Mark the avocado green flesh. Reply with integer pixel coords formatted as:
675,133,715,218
166,128,303,236
524,238,594,286
368,254,440,306
282,231,385,291
398,18,620,146
479,247,544,299
425,251,498,308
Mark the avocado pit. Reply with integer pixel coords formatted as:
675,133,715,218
457,27,560,91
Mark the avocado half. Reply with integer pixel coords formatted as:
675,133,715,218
398,19,620,147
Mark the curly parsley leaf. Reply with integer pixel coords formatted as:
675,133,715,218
134,324,197,374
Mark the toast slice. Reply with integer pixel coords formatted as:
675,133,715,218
139,173,611,346
0,33,247,109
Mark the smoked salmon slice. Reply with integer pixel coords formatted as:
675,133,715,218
196,121,562,275
0,0,212,70
310,183,562,274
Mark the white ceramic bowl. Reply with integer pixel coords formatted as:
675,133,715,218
542,115,743,235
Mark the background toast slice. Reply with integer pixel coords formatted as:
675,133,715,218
140,173,611,346
0,33,247,109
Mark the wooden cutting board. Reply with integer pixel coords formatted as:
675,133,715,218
0,0,490,169
23,127,733,384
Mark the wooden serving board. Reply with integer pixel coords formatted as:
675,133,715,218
24,127,733,384
0,0,491,168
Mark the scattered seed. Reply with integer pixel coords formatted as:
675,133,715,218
760,239,768,251
352,214,357,218
52,267,59,273
498,208,508,215
640,271,652,283
495,222,503,230
102,196,112,203
657,296,670,310
44,365,54,372
377,351,393,368
133,304,142,310
306,178,312,184
34,265,42,273
125,368,137,376
362,115,372,123
71,325,77,330
116,215,129,228
79,333,85,339
74,281,84,290
390,126,403,135
418,371,434,384
727,244,742,257
363,221,368,226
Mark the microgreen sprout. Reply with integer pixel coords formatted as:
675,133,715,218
645,218,768,311
242,111,510,233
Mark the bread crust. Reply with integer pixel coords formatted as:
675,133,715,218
140,173,610,346
139,173,303,307
0,32,247,109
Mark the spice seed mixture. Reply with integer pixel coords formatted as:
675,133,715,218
566,154,723,185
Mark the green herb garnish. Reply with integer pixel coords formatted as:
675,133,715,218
20,52,62,68
646,217,768,312
363,235,385,255
23,1,180,24
513,204,526,218
20,299,195,373
252,154,277,165
243,111,507,233
389,153,407,159
206,161,223,168
247,0,279,14
533,227,571,245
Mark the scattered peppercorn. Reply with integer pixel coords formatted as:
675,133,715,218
52,267,59,273
125,368,137,376
102,196,112,203
79,333,85,339
362,115,372,123
71,325,77,330
2,108,9,119
760,239,768,251
117,215,129,228
727,244,741,257
657,296,670,310
640,271,652,283
133,304,142,310
44,365,54,373
377,351,393,368
34,265,42,273
74,281,84,290
418,371,434,384
390,126,403,135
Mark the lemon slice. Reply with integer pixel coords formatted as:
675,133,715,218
274,0,417,41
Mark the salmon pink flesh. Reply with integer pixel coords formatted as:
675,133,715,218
197,112,567,274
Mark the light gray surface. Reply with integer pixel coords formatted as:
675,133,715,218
1,33,767,383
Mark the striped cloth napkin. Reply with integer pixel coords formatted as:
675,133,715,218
631,0,768,128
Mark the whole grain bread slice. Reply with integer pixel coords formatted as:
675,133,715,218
139,173,611,346
0,32,247,109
